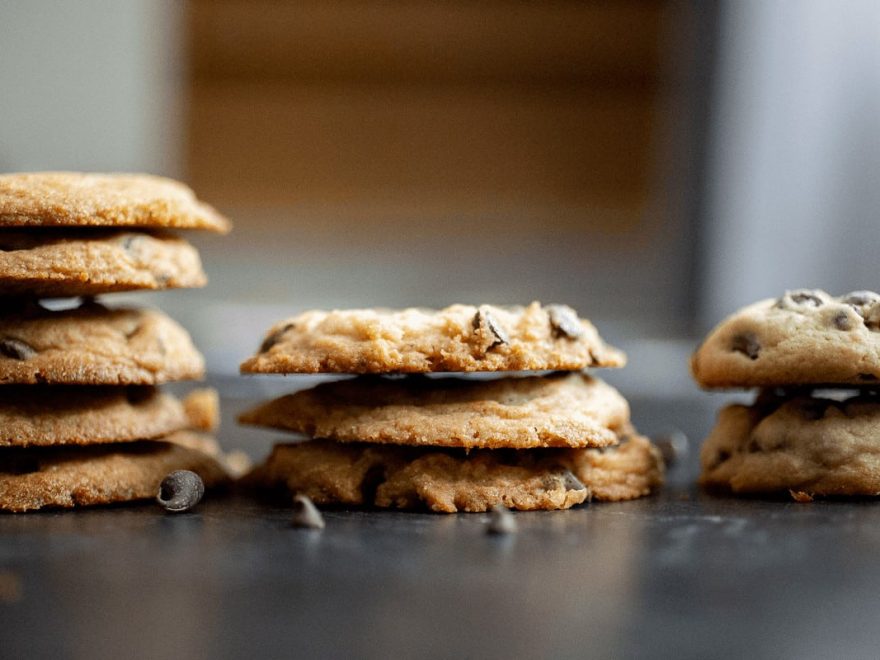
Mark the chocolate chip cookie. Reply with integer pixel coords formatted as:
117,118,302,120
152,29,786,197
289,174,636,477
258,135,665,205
241,302,625,374
0,172,230,233
692,289,880,387
0,433,230,512
239,372,630,450
701,392,880,497
249,434,663,512
0,300,204,385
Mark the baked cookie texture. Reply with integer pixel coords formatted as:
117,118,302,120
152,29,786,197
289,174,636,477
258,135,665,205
239,372,630,450
0,300,204,385
241,302,625,374
691,289,880,388
0,387,217,447
250,434,664,512
0,172,230,233
0,433,230,512
701,393,880,496
0,229,206,296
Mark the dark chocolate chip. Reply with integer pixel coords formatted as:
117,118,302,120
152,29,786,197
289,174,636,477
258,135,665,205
291,494,325,530
832,311,853,331
777,289,826,308
841,291,880,307
260,323,294,353
546,304,584,339
731,332,760,360
487,504,517,535
156,470,204,513
653,429,689,466
560,470,587,491
0,338,36,361
472,309,509,352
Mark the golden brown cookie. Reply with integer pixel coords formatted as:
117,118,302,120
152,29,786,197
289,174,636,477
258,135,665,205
692,289,880,388
0,172,230,233
250,434,663,512
0,300,204,385
0,433,230,512
239,372,630,450
241,302,625,374
0,387,217,448
0,229,206,297
701,392,880,497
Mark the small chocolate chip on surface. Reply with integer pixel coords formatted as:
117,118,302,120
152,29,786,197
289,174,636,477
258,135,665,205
546,304,584,339
156,470,204,513
472,309,509,352
832,310,853,331
730,332,760,360
653,430,689,466
260,323,294,353
291,494,325,530
487,504,517,535
0,338,36,361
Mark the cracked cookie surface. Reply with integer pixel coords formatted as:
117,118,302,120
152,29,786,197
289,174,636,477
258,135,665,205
701,392,880,496
0,172,230,232
249,434,663,512
240,372,630,450
0,301,204,385
241,302,625,374
692,289,880,387
0,229,206,296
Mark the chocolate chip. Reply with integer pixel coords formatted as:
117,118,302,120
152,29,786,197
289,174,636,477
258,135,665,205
841,291,879,307
653,430,689,466
291,494,325,530
260,323,294,353
487,504,517,535
777,289,827,309
0,338,36,361
156,470,204,513
117,234,142,252
731,332,760,359
832,310,853,331
472,309,509,352
546,304,584,339
560,470,587,491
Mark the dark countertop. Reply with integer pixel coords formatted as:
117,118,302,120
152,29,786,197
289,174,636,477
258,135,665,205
2,382,879,660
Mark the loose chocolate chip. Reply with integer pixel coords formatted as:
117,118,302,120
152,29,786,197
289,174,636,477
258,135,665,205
260,323,294,353
777,289,827,309
730,332,760,360
0,338,36,361
841,291,880,307
560,470,587,491
291,494,325,530
156,470,204,513
832,311,853,331
487,504,517,535
546,304,584,339
472,309,509,352
653,430,689,466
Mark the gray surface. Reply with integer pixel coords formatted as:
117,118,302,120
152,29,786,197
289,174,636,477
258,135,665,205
1,389,879,660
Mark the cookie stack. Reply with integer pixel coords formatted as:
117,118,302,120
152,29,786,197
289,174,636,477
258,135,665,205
0,172,232,512
239,303,664,512
694,289,880,499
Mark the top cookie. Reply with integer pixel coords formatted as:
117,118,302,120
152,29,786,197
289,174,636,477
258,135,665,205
241,302,625,374
0,172,230,233
692,289,880,388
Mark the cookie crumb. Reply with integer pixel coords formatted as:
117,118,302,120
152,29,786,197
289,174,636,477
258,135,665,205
487,504,517,535
291,494,325,529
789,490,814,503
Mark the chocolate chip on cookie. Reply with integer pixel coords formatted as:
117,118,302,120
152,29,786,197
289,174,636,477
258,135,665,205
547,304,584,339
730,333,760,360
0,338,36,361
776,289,828,309
472,308,509,353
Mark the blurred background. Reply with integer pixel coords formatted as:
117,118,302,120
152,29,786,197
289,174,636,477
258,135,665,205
1,0,878,397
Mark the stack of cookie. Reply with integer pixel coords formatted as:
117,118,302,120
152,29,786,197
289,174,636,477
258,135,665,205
239,303,664,512
694,289,880,499
0,172,232,512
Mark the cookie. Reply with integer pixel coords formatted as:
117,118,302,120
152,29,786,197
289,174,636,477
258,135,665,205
692,289,880,387
0,387,217,448
241,302,625,374
0,433,229,512
701,392,880,497
0,172,230,233
239,372,630,450
250,434,663,512
0,229,206,296
0,300,204,385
